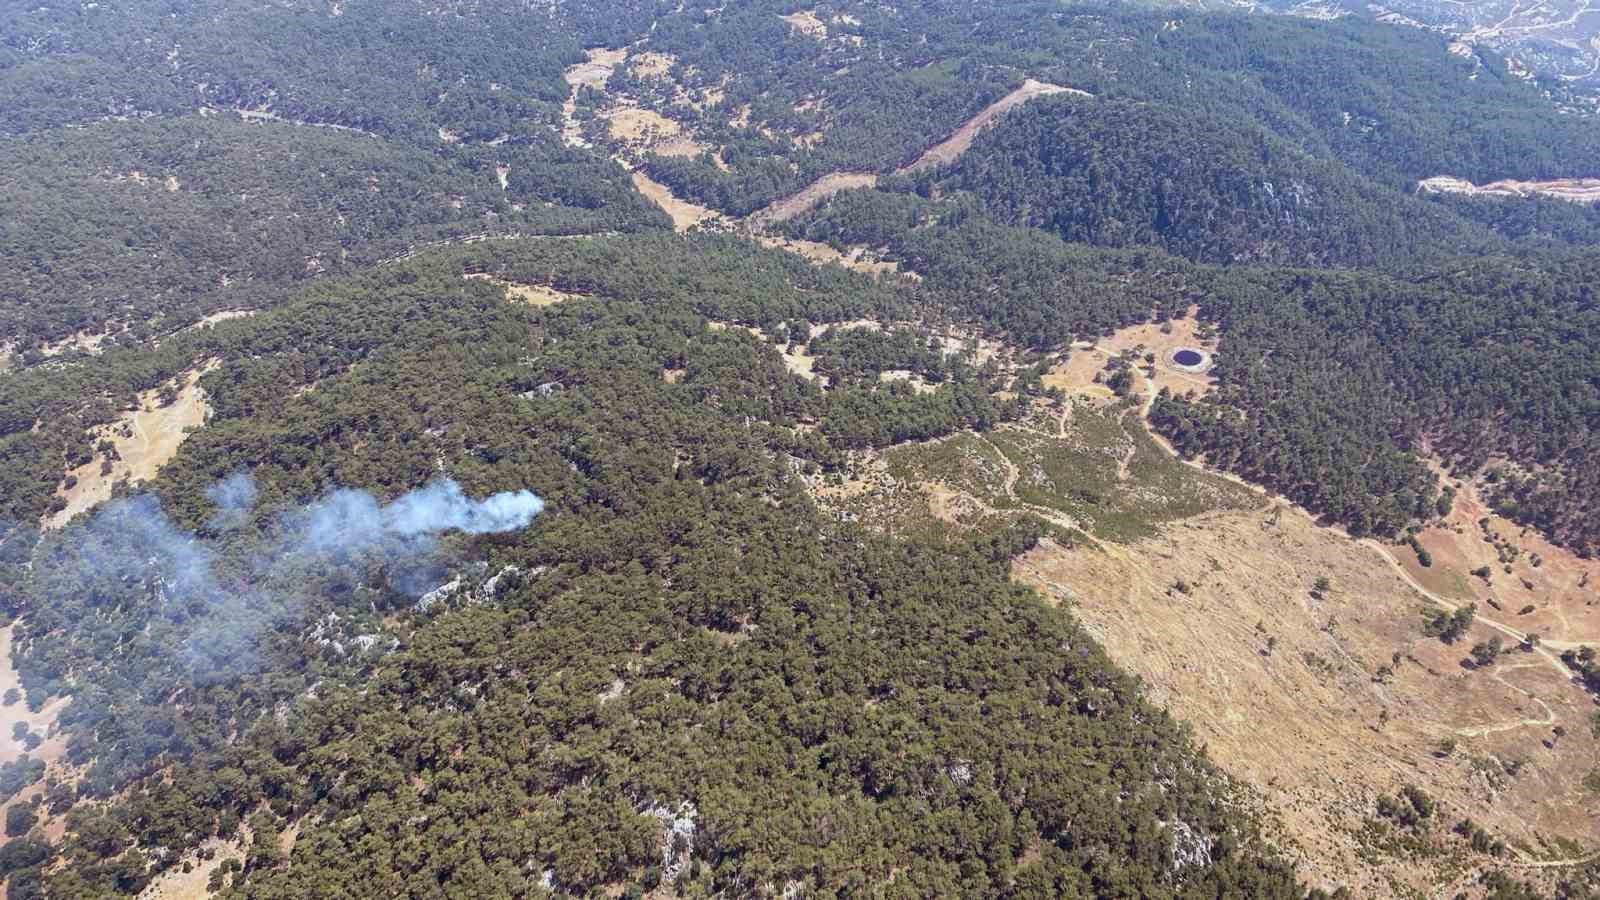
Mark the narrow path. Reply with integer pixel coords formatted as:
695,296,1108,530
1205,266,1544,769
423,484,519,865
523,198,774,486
976,431,1088,537
1362,545,1577,683
1119,370,1589,687
1452,663,1556,738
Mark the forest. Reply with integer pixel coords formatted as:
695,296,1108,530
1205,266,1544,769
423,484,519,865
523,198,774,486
785,182,1600,551
1,244,1301,898
1,0,1598,896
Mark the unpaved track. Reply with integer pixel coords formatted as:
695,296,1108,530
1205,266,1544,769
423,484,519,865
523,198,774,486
745,77,1085,227
1119,362,1590,688
901,79,1089,174
1452,663,1556,738
977,430,1086,536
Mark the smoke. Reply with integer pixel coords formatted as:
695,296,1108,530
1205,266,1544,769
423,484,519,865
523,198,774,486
205,470,258,531
289,480,543,558
32,474,543,680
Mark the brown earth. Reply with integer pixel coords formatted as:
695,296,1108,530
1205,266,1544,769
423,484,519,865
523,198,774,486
1013,321,1599,895
744,76,1088,228
463,273,582,307
564,48,627,91
745,172,879,229
779,10,827,38
629,51,676,80
1015,502,1599,897
630,170,722,232
1043,310,1217,401
604,107,709,158
798,313,1598,895
45,362,217,530
1386,467,1600,654
39,329,113,358
754,235,900,276
136,828,252,900
902,79,1091,174
561,48,628,148
0,626,68,769
709,321,827,384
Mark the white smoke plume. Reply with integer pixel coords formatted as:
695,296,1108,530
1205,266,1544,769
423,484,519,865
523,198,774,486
32,474,543,678
292,480,544,556
205,470,258,531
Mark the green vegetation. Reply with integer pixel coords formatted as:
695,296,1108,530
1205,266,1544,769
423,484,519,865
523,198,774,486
937,95,1495,267
0,116,662,347
4,0,1599,894
1424,605,1477,644
1375,785,1436,831
0,243,1301,896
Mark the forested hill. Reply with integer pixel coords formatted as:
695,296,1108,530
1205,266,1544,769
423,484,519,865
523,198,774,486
0,239,1303,898
2,0,1600,896
929,95,1496,267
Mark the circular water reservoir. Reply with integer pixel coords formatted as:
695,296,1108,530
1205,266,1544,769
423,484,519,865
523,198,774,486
1173,349,1204,367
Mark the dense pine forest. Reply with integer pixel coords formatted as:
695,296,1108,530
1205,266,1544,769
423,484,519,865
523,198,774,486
2,0,1599,897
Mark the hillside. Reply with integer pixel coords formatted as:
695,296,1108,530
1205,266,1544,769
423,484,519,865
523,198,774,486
1,1,1598,898
931,94,1496,267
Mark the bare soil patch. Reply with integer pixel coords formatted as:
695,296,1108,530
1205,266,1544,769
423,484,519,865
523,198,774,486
746,172,878,228
779,10,827,38
181,310,257,333
463,273,581,307
564,48,627,91
1386,469,1600,652
0,625,68,768
137,832,248,900
602,105,701,158
561,48,628,148
1043,312,1218,401
902,79,1091,174
45,363,217,529
629,51,676,80
792,303,1597,893
745,77,1088,231
755,235,900,276
39,329,112,358
709,321,826,384
631,170,722,232
1016,506,1600,897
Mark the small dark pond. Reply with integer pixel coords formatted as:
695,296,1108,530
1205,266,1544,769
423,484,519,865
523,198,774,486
1173,349,1204,367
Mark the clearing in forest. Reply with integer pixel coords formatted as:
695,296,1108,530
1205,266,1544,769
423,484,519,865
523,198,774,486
779,10,828,39
1418,175,1600,204
902,79,1091,174
708,320,829,384
0,625,68,769
1387,462,1600,655
136,827,253,900
463,273,583,307
754,235,900,276
804,314,1599,896
1017,500,1599,897
745,172,879,228
45,363,216,529
630,170,722,232
604,107,708,158
745,76,1087,227
1041,310,1218,402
